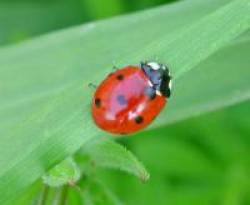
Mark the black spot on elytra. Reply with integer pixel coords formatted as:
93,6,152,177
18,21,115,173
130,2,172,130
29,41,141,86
135,116,144,124
144,86,156,100
95,98,101,108
117,95,127,106
116,74,124,81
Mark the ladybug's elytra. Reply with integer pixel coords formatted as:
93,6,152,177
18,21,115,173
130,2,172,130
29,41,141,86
91,62,172,135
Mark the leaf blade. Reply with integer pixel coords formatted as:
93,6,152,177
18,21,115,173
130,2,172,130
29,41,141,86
81,139,150,182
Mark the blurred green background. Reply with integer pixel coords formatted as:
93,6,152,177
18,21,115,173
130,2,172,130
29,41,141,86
1,0,249,205
0,0,175,46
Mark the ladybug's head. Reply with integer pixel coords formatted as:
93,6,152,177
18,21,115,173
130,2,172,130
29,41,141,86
141,61,172,98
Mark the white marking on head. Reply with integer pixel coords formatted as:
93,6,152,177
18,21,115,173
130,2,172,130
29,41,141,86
147,62,161,70
161,65,167,70
169,79,172,90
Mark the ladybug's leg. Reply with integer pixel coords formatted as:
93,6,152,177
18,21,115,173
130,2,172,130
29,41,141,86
112,60,119,71
112,66,118,71
88,83,97,89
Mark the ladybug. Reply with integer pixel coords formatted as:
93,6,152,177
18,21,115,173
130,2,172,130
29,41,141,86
91,61,172,135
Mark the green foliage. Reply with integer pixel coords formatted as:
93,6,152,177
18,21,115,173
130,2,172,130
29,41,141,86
0,1,85,45
42,158,81,187
81,0,125,19
79,179,123,205
0,0,249,204
80,138,150,182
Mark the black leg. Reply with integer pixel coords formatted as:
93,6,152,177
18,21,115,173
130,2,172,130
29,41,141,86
88,83,97,89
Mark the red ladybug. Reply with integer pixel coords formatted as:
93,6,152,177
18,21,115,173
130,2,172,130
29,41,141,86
91,61,172,135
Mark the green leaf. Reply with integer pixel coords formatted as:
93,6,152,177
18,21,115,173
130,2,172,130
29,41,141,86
12,181,42,205
80,138,150,182
80,179,123,205
42,158,81,187
155,34,250,127
0,0,249,204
